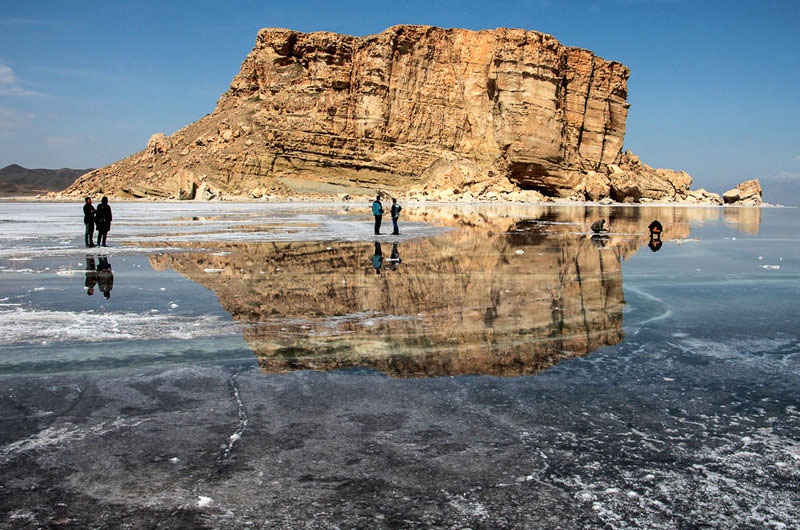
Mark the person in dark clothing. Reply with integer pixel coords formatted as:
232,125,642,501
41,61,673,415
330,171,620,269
390,197,402,235
84,255,97,296
372,195,383,235
590,218,607,233
95,196,113,247
83,197,96,247
648,239,663,252
97,256,113,299
371,241,383,274
648,219,663,240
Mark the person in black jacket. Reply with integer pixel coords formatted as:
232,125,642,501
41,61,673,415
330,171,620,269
390,197,402,235
95,197,113,247
83,197,96,247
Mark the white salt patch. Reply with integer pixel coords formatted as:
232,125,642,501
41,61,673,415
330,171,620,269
160,287,166,291
170,303,179,309
760,264,780,270
515,249,524,255
203,268,224,273
0,308,239,345
197,496,213,508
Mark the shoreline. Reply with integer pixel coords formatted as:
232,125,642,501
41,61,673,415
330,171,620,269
0,194,785,208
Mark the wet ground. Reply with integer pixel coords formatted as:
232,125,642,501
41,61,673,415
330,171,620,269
0,202,798,529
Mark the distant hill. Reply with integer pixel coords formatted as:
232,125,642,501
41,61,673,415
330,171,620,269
0,164,94,196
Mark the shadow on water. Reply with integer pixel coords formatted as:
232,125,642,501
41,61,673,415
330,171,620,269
149,205,760,377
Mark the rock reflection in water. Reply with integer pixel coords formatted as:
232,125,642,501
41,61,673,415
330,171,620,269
149,206,703,377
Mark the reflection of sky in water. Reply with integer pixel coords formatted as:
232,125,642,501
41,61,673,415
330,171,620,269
1,202,798,528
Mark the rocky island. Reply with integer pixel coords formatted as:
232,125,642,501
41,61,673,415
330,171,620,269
60,25,761,205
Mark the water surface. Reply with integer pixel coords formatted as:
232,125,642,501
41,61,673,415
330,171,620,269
0,201,797,529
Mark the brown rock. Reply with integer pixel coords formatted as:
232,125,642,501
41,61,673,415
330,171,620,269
60,25,634,200
146,133,172,156
724,179,762,205
608,151,693,203
57,25,727,205
582,171,611,201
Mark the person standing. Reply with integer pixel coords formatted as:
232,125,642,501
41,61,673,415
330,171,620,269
95,196,113,247
372,195,383,235
390,197,402,235
83,197,96,247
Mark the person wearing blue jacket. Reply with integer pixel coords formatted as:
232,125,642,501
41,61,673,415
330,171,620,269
372,195,383,235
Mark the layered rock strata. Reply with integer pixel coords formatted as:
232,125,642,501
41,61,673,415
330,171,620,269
723,179,763,205
60,25,759,205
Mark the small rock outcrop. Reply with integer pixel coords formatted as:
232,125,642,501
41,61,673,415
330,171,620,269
723,179,763,205
146,133,172,156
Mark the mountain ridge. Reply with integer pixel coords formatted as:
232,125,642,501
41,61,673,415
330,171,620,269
0,164,94,196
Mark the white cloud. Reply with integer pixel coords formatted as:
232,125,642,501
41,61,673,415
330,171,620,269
46,136,82,146
29,66,128,83
759,171,800,181
0,64,40,97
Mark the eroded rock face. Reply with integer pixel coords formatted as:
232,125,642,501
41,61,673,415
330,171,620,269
723,179,763,205
62,25,637,201
58,25,744,205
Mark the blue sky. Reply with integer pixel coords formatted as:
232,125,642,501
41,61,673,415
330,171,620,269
1,0,798,201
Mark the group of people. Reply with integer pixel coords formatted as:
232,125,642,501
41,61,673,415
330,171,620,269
591,217,664,252
84,255,114,299
371,195,402,235
371,241,402,274
83,196,113,247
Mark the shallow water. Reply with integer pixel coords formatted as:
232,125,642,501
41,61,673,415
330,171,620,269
0,201,798,529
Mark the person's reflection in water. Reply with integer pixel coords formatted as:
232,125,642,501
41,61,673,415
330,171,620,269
387,242,402,270
97,255,114,299
648,219,663,252
591,234,608,248
371,242,383,274
648,239,663,252
84,255,97,296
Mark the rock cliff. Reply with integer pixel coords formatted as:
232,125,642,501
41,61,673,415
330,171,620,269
60,25,751,204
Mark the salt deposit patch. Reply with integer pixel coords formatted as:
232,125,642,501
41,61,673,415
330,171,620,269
0,308,240,345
